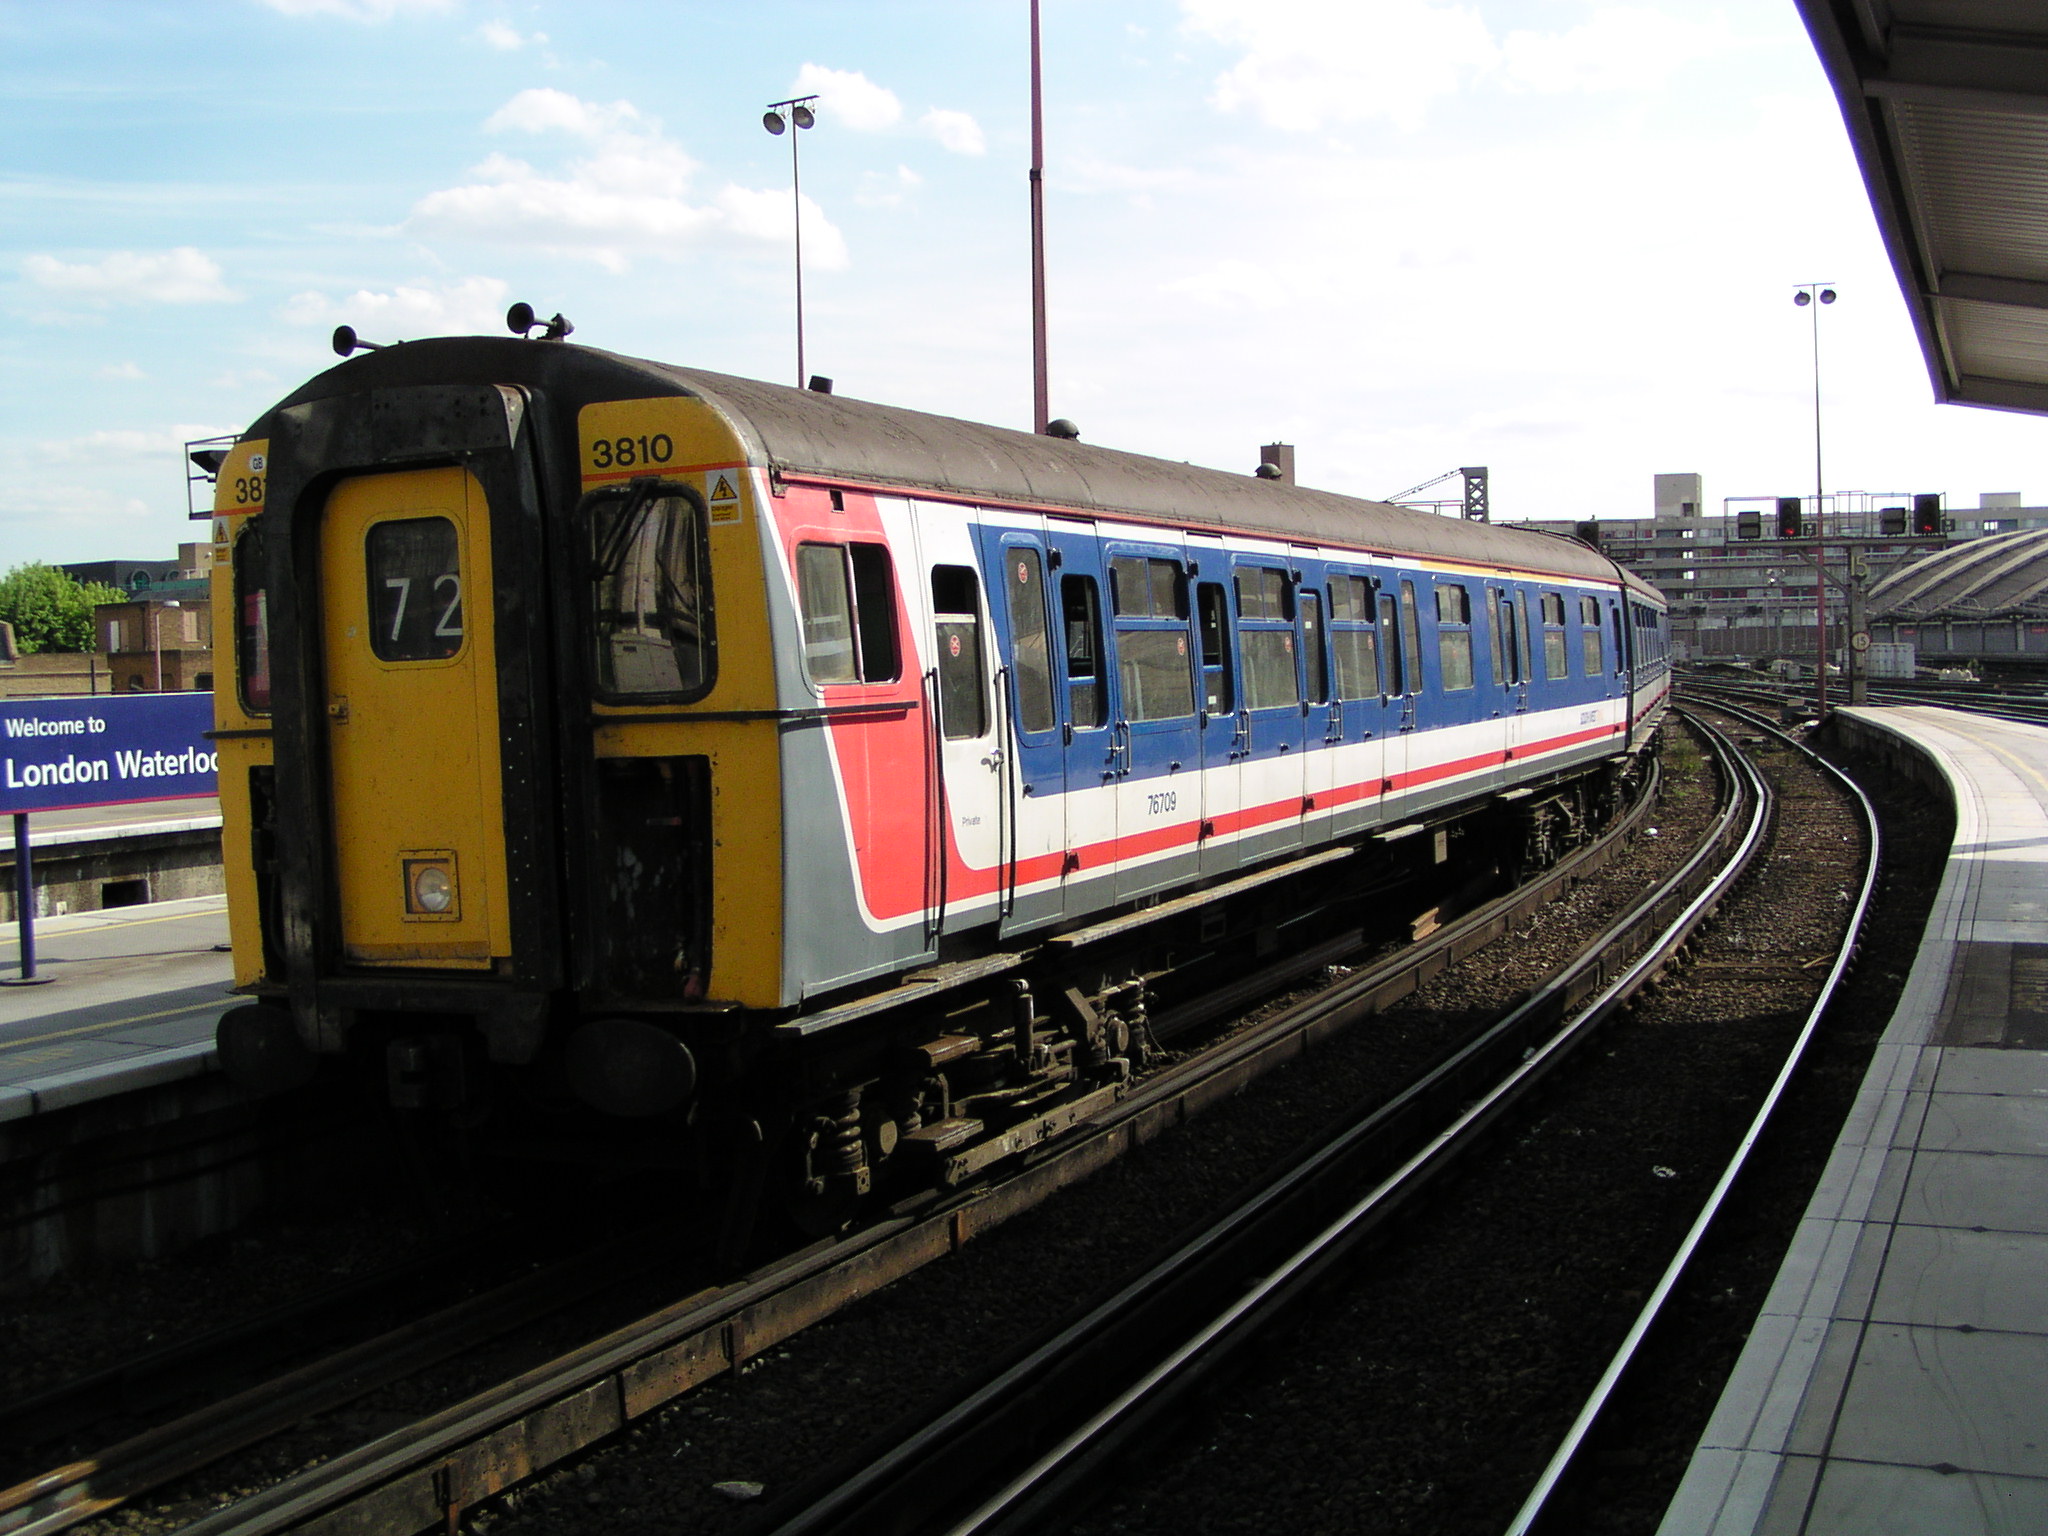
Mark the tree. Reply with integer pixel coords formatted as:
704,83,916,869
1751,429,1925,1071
0,564,126,654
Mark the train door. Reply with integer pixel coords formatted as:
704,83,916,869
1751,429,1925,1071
1234,558,1306,857
924,553,1004,937
991,530,1066,931
1295,564,1337,843
1045,521,1114,891
1382,583,1418,807
1328,570,1394,835
1188,535,1242,878
1105,541,1201,899
319,466,510,968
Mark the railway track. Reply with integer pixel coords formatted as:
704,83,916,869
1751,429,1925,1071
0,739,1687,1536
749,712,1782,1535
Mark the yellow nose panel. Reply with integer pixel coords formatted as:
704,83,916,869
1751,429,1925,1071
320,467,509,967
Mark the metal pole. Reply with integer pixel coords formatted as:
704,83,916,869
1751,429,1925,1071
11,812,37,983
1812,294,1827,718
791,126,806,389
1029,0,1050,435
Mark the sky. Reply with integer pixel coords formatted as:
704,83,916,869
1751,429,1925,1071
3,0,2042,567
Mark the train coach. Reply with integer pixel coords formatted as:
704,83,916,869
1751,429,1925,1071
209,313,1669,1233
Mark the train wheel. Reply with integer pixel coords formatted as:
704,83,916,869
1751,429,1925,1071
785,1092,871,1237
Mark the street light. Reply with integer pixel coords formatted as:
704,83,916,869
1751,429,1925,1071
763,95,819,389
1793,282,1837,718
153,600,181,693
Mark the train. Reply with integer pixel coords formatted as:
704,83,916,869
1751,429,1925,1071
208,311,1669,1235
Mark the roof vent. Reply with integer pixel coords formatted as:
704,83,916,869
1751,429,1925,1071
808,375,834,394
1046,418,1080,440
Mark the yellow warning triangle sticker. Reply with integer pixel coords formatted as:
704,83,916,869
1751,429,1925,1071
709,474,738,502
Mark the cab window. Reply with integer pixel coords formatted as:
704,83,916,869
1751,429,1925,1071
587,481,714,700
234,520,270,713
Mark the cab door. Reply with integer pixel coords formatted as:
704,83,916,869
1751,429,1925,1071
320,467,510,968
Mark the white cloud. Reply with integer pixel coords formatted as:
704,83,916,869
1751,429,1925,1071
96,361,146,381
919,108,987,156
479,20,524,50
257,0,454,18
409,92,845,272
792,64,903,132
1181,0,1496,132
486,87,643,139
280,275,512,337
23,248,237,305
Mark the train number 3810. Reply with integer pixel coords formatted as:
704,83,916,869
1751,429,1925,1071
589,434,675,470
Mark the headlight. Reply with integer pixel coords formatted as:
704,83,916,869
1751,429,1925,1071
413,865,453,912
402,853,459,918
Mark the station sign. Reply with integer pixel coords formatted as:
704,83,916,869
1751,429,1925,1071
0,694,216,814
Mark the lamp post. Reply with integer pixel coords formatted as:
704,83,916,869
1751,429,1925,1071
153,600,181,693
763,95,819,389
1794,282,1836,718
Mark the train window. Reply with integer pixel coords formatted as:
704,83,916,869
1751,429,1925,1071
1005,548,1056,734
1234,566,1292,622
932,565,986,739
367,517,463,663
1332,618,1380,701
1539,591,1568,680
1380,593,1404,696
1582,607,1603,676
795,545,858,682
1111,556,1185,619
1197,582,1235,714
1486,589,1505,686
1580,594,1600,627
1436,583,1473,691
1239,565,1299,711
1062,575,1106,729
1399,581,1423,695
792,542,897,687
1329,574,1370,623
1516,590,1535,683
234,520,270,713
849,545,899,680
1612,605,1625,673
590,481,713,699
1299,590,1328,703
1118,629,1195,721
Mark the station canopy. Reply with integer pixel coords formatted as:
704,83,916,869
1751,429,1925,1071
1800,1,2048,414
1868,527,2048,618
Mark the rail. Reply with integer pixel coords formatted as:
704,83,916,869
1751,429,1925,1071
751,715,1769,1536
1504,697,1879,1533
1,748,1679,1536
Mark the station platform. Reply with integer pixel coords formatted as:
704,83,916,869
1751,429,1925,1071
0,893,232,1122
1662,705,2048,1535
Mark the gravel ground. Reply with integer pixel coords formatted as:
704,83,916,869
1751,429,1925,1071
437,731,1726,1536
1058,716,1930,1536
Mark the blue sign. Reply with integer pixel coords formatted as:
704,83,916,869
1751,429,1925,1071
0,694,217,813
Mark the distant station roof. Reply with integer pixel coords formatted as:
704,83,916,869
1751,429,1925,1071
1868,528,2048,617
1799,1,2048,414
